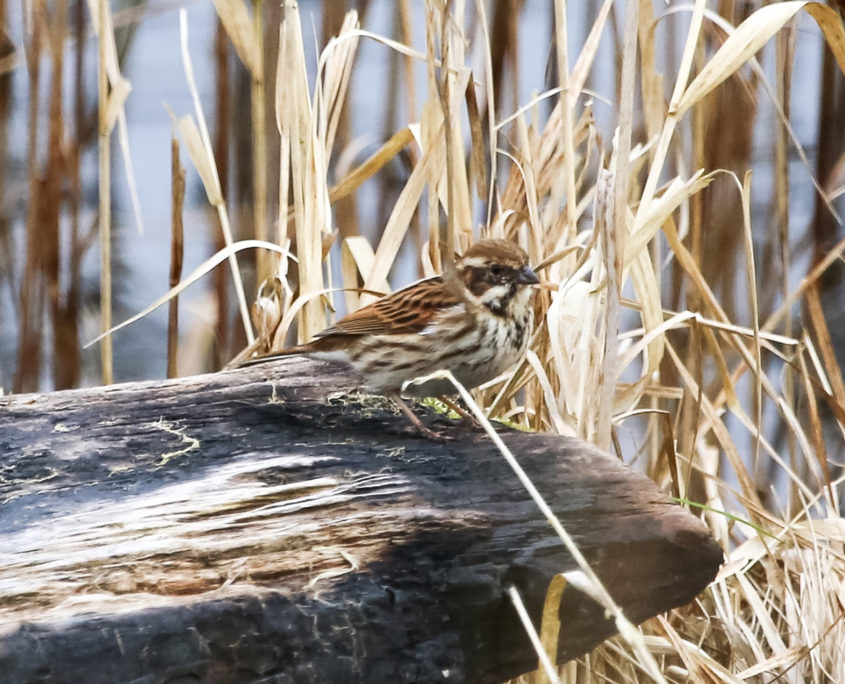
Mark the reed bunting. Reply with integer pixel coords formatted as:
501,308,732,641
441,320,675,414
242,239,539,438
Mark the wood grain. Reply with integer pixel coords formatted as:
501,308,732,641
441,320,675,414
0,357,722,683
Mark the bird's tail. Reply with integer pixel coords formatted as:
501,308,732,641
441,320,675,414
238,347,303,368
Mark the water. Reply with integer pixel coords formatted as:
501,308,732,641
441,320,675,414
0,1,833,393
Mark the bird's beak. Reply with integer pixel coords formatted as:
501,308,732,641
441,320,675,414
517,266,540,285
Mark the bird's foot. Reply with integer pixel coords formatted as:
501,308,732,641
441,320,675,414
390,392,454,442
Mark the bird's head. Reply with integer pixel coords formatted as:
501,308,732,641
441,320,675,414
455,239,539,316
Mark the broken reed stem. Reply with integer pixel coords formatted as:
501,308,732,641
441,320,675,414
168,136,186,379
553,0,577,242
252,0,268,283
15,2,42,393
213,17,231,360
774,29,797,480
594,0,638,452
438,9,456,261
0,0,11,382
68,0,85,388
178,10,254,347
399,6,418,246
97,0,113,384
596,168,618,452
424,3,441,273
46,1,66,388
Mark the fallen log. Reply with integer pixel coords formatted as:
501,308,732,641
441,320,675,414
0,357,722,683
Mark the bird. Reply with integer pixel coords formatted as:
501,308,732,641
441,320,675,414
241,239,539,439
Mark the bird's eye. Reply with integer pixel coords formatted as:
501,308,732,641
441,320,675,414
489,265,505,279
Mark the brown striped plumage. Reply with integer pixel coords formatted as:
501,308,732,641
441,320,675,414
242,239,538,437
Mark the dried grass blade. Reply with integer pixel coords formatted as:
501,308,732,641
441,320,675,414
95,0,113,384
635,0,706,222
84,240,295,349
212,0,260,76
508,586,561,684
675,1,845,118
805,283,845,413
465,79,487,198
178,10,254,344
553,0,577,241
318,11,360,156
87,0,143,236
569,0,613,102
738,171,763,486
340,236,376,313
665,343,765,519
534,574,568,684
408,370,668,683
328,127,415,203
360,151,433,305
626,171,712,265
595,169,619,451
168,136,185,378
762,233,845,334
796,339,835,510
471,0,497,225
525,349,568,435
278,0,324,342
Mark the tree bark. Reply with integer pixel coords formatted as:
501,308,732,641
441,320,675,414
0,357,722,683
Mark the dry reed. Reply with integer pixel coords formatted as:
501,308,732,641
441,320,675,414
3,0,845,681
167,134,185,378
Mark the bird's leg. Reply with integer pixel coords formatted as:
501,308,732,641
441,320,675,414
388,392,450,441
437,395,482,429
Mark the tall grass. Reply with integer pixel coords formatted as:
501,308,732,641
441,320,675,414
3,0,845,680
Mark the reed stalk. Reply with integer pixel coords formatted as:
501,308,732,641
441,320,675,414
168,136,185,378
97,0,113,384
3,2,845,680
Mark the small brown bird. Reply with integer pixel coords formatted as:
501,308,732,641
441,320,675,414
242,239,539,438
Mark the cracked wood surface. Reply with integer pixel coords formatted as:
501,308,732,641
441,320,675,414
0,357,723,683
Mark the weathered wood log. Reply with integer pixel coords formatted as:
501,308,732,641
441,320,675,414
0,358,722,683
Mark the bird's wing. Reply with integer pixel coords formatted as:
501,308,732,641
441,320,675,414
317,275,461,337
239,275,462,364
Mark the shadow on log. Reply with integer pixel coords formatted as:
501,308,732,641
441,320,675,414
0,358,723,683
